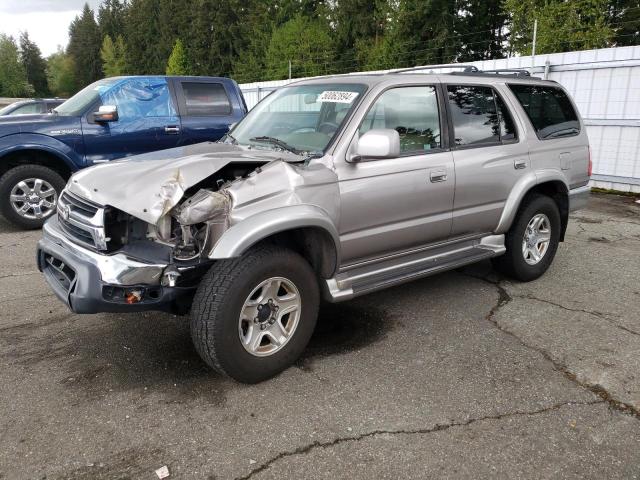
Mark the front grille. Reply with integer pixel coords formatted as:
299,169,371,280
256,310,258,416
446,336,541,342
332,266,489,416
43,253,76,292
57,190,107,250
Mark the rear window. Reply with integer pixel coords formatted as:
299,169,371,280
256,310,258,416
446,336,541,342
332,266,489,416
181,82,231,116
508,84,579,139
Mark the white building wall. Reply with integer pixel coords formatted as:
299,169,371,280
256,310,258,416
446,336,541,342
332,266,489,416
239,46,640,192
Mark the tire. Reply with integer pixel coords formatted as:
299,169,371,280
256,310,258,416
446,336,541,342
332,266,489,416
190,244,320,383
0,164,65,229
492,194,561,282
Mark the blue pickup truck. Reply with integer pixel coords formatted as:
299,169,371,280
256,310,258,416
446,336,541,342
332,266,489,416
0,75,247,228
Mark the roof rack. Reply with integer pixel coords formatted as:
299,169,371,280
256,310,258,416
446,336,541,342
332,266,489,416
392,64,479,74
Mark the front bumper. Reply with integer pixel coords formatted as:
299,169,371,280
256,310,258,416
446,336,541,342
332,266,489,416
569,185,591,212
37,217,189,314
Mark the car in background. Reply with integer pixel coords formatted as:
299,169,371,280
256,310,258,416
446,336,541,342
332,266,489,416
0,76,247,228
0,98,66,116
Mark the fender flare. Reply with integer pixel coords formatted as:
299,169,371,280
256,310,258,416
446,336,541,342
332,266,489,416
0,134,80,173
209,204,341,270
495,169,569,234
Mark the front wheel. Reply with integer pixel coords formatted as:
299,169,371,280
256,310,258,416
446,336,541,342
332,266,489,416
0,165,65,229
492,194,561,281
190,245,320,383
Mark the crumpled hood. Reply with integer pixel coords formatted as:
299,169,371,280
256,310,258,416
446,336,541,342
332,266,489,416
67,142,300,224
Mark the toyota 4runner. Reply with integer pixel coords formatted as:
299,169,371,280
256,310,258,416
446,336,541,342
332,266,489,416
37,66,591,383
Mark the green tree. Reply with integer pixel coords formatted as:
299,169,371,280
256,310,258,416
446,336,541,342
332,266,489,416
608,0,640,46
166,39,191,75
101,34,127,76
0,34,33,97
46,49,77,97
19,32,49,96
456,0,509,60
98,0,128,39
264,15,334,79
67,3,103,87
504,0,614,55
124,0,164,74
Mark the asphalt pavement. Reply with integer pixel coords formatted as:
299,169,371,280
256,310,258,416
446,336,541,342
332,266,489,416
0,192,639,479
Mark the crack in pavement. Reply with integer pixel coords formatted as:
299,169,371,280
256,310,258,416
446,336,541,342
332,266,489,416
457,271,640,419
234,399,604,480
518,294,640,337
0,271,40,280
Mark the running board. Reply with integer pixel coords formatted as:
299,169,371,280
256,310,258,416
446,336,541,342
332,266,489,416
324,234,505,302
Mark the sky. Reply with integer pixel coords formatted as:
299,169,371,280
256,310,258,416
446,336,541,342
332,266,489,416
0,0,103,56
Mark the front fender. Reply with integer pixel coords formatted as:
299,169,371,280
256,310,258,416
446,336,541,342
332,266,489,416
495,170,569,234
0,133,82,171
209,204,341,263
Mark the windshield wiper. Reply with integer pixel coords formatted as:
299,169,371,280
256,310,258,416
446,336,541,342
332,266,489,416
249,136,302,155
547,128,579,138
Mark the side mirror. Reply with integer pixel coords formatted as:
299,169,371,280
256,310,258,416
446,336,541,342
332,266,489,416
93,105,118,123
348,129,400,163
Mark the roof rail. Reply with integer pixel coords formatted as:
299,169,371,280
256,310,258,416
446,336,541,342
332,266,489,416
392,64,479,74
482,69,531,77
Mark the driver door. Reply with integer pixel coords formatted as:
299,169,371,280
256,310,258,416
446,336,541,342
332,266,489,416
335,85,455,264
81,77,181,164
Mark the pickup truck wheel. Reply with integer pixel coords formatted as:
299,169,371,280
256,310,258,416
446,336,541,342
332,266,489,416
190,245,320,383
0,165,65,229
492,194,561,281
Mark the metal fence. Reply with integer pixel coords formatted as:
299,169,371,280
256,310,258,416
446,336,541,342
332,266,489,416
239,45,640,193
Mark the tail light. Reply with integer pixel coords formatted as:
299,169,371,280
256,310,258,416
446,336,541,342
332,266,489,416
587,146,593,177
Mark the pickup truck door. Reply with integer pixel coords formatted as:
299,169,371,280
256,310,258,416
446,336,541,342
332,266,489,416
81,77,182,164
172,79,243,145
336,85,455,264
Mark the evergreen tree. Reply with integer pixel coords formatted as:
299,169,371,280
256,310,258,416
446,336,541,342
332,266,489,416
456,0,509,60
98,0,128,39
101,34,127,76
46,49,77,97
166,39,191,75
19,32,49,96
0,34,33,97
67,3,103,87
504,0,614,54
264,15,334,79
232,0,274,82
608,0,640,46
124,0,164,74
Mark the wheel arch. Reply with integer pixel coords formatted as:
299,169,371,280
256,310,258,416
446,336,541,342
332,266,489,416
209,205,341,278
497,172,569,241
0,147,75,180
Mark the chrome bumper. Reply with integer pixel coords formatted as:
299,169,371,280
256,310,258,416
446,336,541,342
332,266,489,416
568,185,590,212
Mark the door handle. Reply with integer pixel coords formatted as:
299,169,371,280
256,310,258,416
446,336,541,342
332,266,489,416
514,159,527,169
430,170,448,182
164,126,180,134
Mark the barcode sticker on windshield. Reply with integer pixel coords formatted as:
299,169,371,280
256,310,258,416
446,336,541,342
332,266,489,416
317,91,359,103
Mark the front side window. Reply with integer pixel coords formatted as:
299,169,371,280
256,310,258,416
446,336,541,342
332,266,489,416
181,82,231,116
54,78,121,116
508,84,579,139
230,83,367,155
9,103,44,115
447,85,500,146
101,77,176,120
359,86,441,153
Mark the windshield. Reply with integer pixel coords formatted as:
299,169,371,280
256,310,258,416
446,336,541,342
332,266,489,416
229,83,367,155
54,78,123,116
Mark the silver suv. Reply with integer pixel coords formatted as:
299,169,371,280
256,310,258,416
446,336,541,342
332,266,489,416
37,66,591,383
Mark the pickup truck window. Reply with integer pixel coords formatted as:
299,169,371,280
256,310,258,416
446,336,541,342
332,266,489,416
54,77,121,116
230,83,367,154
182,82,231,116
101,78,176,119
359,86,441,153
508,84,579,139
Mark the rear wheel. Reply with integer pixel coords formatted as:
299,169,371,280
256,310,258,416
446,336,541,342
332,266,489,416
492,194,561,281
0,165,65,229
190,245,320,383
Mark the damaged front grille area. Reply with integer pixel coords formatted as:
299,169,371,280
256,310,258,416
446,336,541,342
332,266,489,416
43,253,76,292
57,190,108,251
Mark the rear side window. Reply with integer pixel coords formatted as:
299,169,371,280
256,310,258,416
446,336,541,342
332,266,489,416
447,85,500,146
182,82,231,116
360,86,441,153
10,103,44,115
508,85,579,139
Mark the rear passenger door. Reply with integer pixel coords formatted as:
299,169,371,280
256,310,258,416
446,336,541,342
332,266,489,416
446,84,529,237
173,80,240,145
